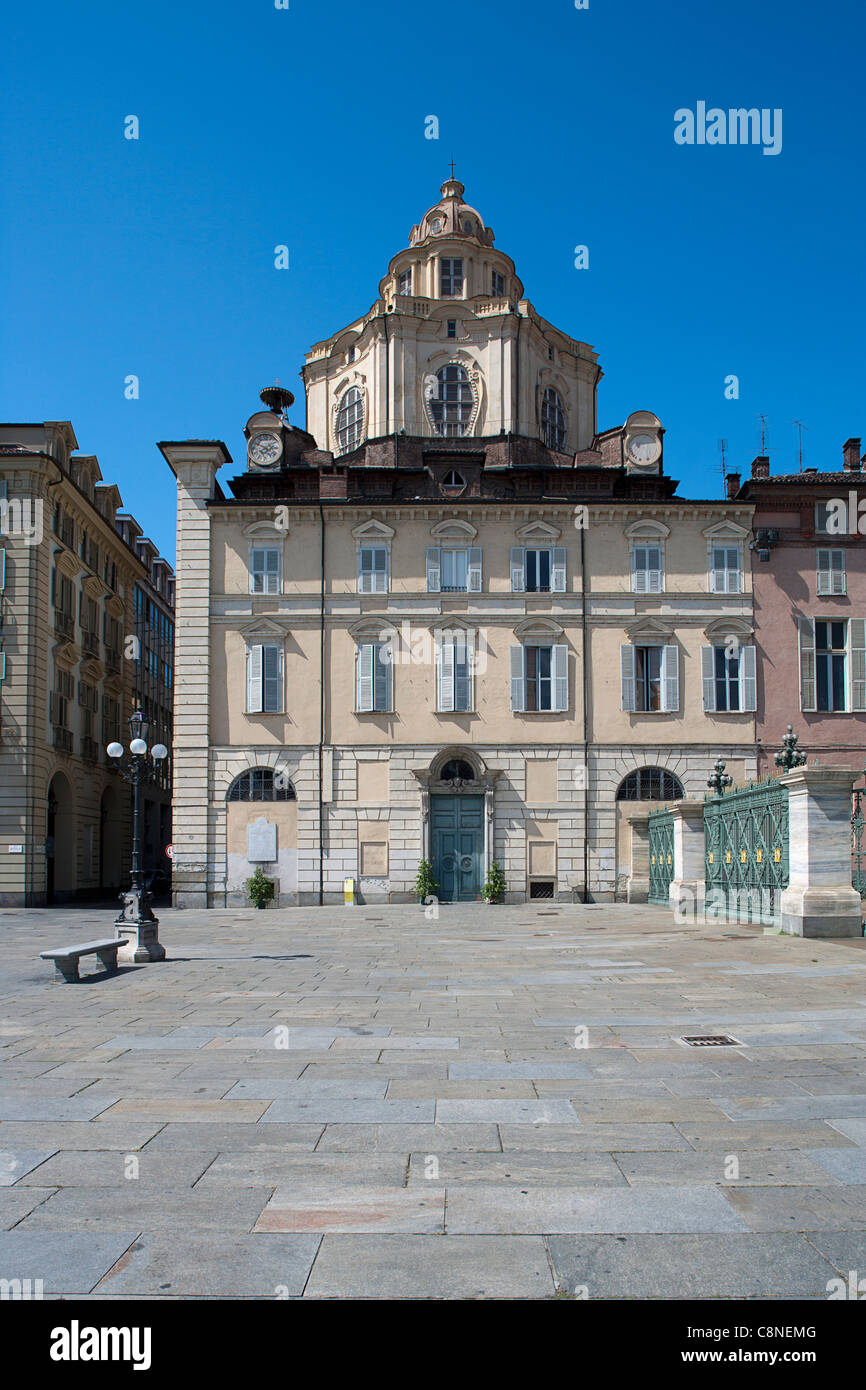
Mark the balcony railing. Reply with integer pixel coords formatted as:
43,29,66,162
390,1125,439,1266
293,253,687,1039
81,630,100,657
53,610,74,641
104,646,121,672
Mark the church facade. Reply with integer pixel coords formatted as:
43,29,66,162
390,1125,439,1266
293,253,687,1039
163,179,758,907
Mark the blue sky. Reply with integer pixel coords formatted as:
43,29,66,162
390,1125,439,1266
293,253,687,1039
2,0,863,562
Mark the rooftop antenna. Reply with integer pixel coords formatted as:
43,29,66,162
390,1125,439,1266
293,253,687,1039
757,414,770,455
793,420,808,472
718,438,728,493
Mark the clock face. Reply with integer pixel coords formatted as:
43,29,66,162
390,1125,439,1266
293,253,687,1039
249,432,282,467
627,433,661,465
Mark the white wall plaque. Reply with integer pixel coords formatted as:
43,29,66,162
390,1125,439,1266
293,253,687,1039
248,817,277,862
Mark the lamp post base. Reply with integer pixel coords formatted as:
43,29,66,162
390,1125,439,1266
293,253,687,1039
115,891,166,962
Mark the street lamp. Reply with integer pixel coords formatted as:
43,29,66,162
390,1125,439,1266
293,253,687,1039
107,710,168,962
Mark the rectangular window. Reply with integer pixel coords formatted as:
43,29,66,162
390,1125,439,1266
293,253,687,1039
525,644,552,711
247,643,282,713
636,645,662,711
711,547,741,593
440,257,464,297
491,270,505,296
814,502,835,535
250,547,280,595
356,642,390,712
632,546,663,593
621,643,679,712
510,644,568,713
815,619,847,712
437,631,473,712
447,319,456,338
701,644,756,712
398,269,412,295
510,547,565,593
359,545,388,594
440,548,468,592
816,548,845,595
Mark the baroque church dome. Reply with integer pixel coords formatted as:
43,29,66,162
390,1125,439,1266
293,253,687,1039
409,177,495,248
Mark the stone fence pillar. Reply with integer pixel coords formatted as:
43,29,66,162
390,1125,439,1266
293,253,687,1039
779,768,862,938
627,816,649,903
668,802,706,914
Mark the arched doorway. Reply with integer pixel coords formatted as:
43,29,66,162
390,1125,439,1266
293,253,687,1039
422,749,494,903
614,766,684,901
225,768,298,905
46,773,75,904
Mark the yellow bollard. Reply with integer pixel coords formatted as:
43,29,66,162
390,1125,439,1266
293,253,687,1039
344,877,355,906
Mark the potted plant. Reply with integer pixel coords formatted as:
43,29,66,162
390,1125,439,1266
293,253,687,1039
246,867,275,910
414,858,438,904
482,860,506,904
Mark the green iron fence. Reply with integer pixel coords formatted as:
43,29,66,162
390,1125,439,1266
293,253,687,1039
704,777,789,925
852,789,866,900
648,807,675,905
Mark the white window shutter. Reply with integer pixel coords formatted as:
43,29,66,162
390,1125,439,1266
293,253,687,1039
816,549,830,595
374,548,388,593
510,547,525,592
426,547,441,592
467,546,482,592
832,550,845,594
458,630,473,711
620,644,636,711
798,618,816,711
263,645,281,711
850,619,866,711
510,645,525,712
701,645,715,711
247,645,263,714
632,549,646,594
438,636,455,711
358,548,371,593
0,652,5,681
373,644,389,711
711,550,724,593
739,644,757,712
661,644,679,712
357,643,373,711
551,547,566,592
649,549,663,593
552,644,568,711
0,549,5,591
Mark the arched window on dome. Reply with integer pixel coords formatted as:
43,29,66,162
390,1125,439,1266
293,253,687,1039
227,768,296,802
541,387,567,452
337,386,364,455
429,364,473,438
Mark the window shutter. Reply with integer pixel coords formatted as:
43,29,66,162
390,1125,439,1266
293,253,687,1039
247,645,263,714
648,548,663,594
661,644,679,712
711,549,725,593
357,643,374,712
850,619,866,711
263,645,281,711
551,547,566,592
359,548,372,593
467,547,482,592
701,645,715,711
632,549,646,594
798,618,816,711
438,636,455,711
816,549,830,595
510,645,525,712
0,548,5,591
0,652,5,681
426,547,441,592
373,644,389,711
739,644,757,712
457,631,473,711
510,547,525,592
620,644,636,711
832,550,845,594
552,643,568,711
374,548,388,593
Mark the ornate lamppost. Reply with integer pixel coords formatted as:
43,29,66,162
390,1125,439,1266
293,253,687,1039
774,725,807,773
107,710,168,961
707,756,733,797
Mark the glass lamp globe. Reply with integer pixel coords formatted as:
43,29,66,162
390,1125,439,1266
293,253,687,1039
129,738,147,756
107,742,124,759
152,743,168,761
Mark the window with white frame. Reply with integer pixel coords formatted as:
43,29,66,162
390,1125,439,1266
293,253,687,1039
621,643,679,712
250,547,280,595
541,388,567,451
358,545,388,593
397,268,412,296
337,386,364,454
356,641,391,712
427,545,481,593
799,617,866,712
436,630,473,712
816,548,845,595
246,643,283,713
440,257,463,296
710,547,741,593
701,643,756,712
510,643,568,712
510,546,565,593
632,545,663,594
491,269,505,296
428,364,474,437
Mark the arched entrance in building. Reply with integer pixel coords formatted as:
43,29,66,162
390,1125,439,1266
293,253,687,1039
614,766,684,901
416,749,499,903
46,772,75,904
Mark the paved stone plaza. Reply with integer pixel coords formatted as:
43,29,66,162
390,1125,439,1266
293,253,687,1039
1,902,866,1300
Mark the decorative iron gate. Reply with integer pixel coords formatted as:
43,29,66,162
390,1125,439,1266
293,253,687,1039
704,777,789,925
852,789,866,900
648,808,674,904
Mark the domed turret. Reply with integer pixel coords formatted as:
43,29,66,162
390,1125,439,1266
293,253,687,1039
409,175,495,248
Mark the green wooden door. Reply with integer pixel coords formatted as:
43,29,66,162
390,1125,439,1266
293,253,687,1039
431,795,484,902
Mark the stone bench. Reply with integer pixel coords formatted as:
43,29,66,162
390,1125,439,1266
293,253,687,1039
39,938,121,983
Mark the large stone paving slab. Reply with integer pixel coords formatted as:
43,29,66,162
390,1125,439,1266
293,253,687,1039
1,900,865,1298
0,1232,140,1294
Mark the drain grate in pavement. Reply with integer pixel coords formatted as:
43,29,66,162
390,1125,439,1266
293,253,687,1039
679,1034,743,1047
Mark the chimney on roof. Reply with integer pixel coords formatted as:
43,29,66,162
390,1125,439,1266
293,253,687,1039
725,471,741,500
751,455,770,480
843,437,861,472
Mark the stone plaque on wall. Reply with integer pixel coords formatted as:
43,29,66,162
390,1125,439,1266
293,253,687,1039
248,817,277,862
360,840,389,877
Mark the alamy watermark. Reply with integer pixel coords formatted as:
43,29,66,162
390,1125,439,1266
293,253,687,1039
675,103,782,157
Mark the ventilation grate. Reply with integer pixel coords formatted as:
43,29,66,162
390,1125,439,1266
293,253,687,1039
529,881,555,900
680,1034,742,1048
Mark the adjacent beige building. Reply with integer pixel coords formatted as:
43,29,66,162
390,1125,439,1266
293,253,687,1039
0,422,174,905
164,181,759,907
